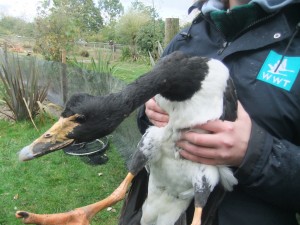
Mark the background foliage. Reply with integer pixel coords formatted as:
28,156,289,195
0,0,168,62
35,0,103,61
0,16,34,37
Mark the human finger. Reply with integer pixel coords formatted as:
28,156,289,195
145,98,169,126
179,130,220,148
193,101,246,133
145,98,168,115
177,139,217,158
179,149,217,165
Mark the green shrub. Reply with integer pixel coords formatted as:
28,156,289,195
23,44,32,49
69,51,114,75
80,50,89,57
120,46,131,61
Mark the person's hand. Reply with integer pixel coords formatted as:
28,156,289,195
177,102,251,167
145,97,169,127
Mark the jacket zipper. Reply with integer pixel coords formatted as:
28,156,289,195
199,12,227,43
229,11,278,44
199,10,279,55
198,12,230,55
274,21,300,72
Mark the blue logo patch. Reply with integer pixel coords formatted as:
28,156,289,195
257,51,300,91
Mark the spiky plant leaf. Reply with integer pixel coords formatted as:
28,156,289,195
0,54,49,121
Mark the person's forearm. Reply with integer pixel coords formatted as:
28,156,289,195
235,121,300,210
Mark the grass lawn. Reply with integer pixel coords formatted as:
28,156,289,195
112,61,152,83
0,118,127,225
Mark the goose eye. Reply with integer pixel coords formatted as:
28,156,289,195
44,133,52,138
76,115,86,123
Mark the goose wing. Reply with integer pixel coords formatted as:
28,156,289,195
221,78,238,122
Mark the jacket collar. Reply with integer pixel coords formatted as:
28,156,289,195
188,0,300,14
220,11,293,59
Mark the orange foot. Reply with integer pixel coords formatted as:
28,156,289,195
16,173,135,225
16,208,90,225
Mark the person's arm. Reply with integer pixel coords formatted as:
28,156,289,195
234,122,300,211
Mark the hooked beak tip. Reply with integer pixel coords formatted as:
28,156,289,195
18,146,35,162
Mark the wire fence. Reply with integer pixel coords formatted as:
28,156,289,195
0,35,125,56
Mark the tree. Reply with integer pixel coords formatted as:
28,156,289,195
133,1,163,54
39,0,103,33
73,0,103,33
115,10,150,45
131,0,159,19
113,1,165,59
0,16,34,36
115,10,151,60
136,18,164,55
35,9,77,61
98,0,124,25
35,0,103,61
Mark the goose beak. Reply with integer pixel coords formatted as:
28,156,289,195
18,115,80,161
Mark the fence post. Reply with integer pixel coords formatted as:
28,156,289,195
61,49,68,104
164,18,179,47
3,42,8,62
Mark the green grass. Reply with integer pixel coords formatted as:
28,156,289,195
68,50,152,84
113,61,152,83
0,118,127,225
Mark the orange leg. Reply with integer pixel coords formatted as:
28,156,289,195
16,209,90,225
191,207,202,225
16,173,135,225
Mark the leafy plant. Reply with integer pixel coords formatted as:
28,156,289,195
121,46,131,61
67,51,124,96
0,53,49,121
69,51,115,74
149,41,163,66
136,19,164,55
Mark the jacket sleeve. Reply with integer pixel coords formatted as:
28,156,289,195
137,105,152,134
235,121,300,212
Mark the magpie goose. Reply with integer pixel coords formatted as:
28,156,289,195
16,51,238,225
